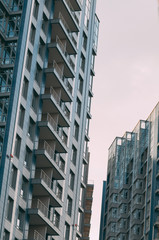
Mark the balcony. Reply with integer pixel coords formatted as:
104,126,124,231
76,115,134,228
45,60,73,102
27,230,45,240
51,13,77,54
0,0,23,15
31,170,63,207
0,56,15,69
35,141,65,180
54,0,79,32
48,36,75,78
28,199,60,235
42,87,70,126
0,23,19,42
0,86,11,97
38,113,68,153
0,114,7,126
69,0,81,11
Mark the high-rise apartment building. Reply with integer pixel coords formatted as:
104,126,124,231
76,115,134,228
0,0,99,239
99,102,159,240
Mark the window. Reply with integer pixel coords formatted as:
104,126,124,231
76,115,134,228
82,33,87,50
76,98,81,117
56,184,63,200
22,77,28,100
53,210,60,228
85,118,89,135
71,145,77,165
3,229,10,240
29,24,36,45
28,117,35,141
64,222,70,240
79,187,84,207
84,0,91,29
87,94,91,112
14,134,21,158
35,63,42,85
31,90,39,112
66,196,72,216
41,13,48,34
21,176,28,200
25,50,32,72
9,165,17,190
93,15,99,51
24,146,32,169
74,121,79,141
6,197,13,222
77,211,82,233
89,74,93,90
80,54,85,72
38,37,45,59
78,76,83,94
81,162,87,184
17,207,25,231
69,170,75,191
18,105,25,128
33,0,39,19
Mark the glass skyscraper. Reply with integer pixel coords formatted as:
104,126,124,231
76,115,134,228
99,102,159,240
0,0,99,239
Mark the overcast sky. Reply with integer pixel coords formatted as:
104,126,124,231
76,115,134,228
88,0,159,239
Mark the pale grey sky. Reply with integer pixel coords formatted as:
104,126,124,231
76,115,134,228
89,0,159,239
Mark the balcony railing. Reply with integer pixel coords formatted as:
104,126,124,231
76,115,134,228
0,86,11,93
31,199,60,227
47,61,73,96
0,114,7,123
56,35,66,54
63,78,73,95
44,87,70,120
59,12,77,47
52,60,64,79
34,169,62,200
40,113,67,145
64,0,79,24
41,113,58,132
0,24,19,39
55,35,76,70
0,57,15,66
1,0,23,12
36,140,65,174
33,230,45,240
45,87,61,104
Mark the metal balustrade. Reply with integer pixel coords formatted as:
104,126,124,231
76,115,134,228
58,12,77,47
47,61,73,96
45,87,61,104
34,169,63,200
64,0,79,24
36,140,65,174
0,86,11,93
0,114,7,122
41,113,58,131
53,60,64,79
44,87,70,120
30,199,60,227
56,35,66,54
1,0,23,12
33,230,45,240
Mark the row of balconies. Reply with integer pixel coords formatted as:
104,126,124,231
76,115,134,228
27,0,81,238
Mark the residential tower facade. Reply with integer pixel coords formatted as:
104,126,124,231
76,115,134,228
0,0,99,239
